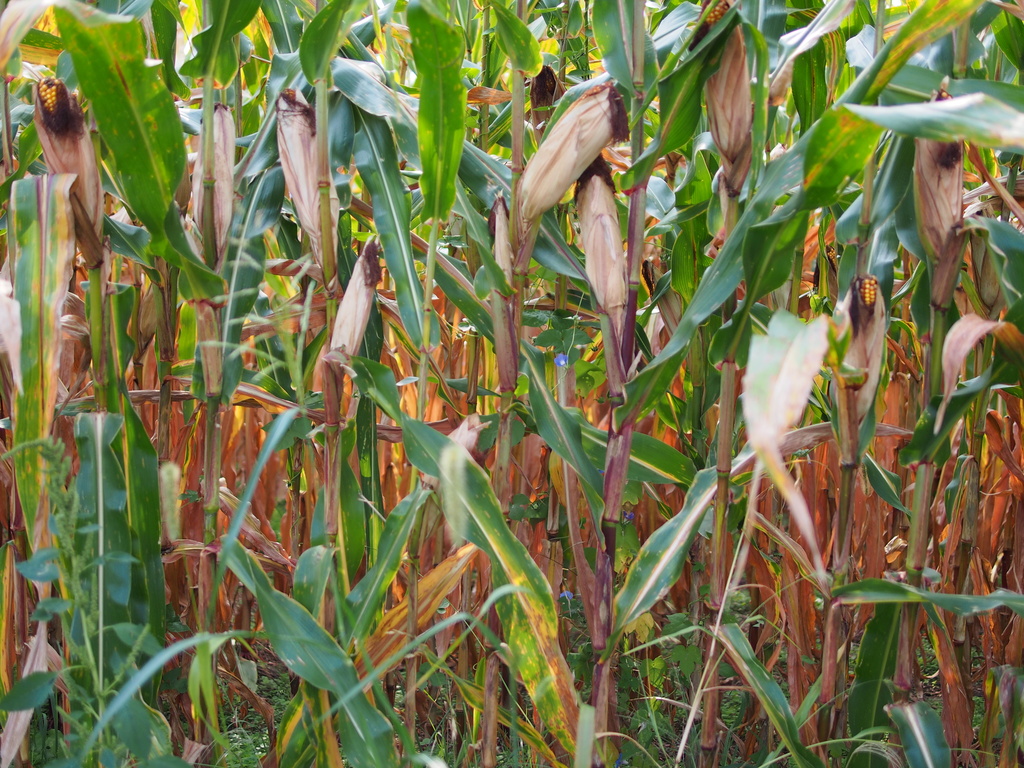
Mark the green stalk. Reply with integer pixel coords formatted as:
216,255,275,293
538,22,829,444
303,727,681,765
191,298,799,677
199,52,222,548
557,0,571,80
894,460,935,695
710,194,740,609
479,0,492,149
155,264,178,463
87,264,113,412
703,186,741,768
952,456,978,689
416,220,441,421
313,62,353,597
855,0,885,274
494,0,528,512
591,1,647,754
406,214,443,753
0,0,13,185
405,513,423,749
953,20,970,79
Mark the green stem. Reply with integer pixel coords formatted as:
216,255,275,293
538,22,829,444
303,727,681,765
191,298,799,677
494,0,529,513
855,0,885,275
894,460,935,695
590,2,647,757
416,220,441,421
703,184,741,768
479,0,492,149
202,403,221,545
87,267,114,412
155,265,178,463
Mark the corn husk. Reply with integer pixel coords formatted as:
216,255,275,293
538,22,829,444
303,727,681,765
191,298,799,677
195,300,222,399
515,82,627,255
489,195,514,285
192,103,235,268
329,242,382,356
575,159,627,344
969,231,1003,318
0,279,22,392
914,126,965,306
34,77,103,267
277,89,338,268
833,274,887,458
424,414,484,491
488,197,518,393
706,27,752,197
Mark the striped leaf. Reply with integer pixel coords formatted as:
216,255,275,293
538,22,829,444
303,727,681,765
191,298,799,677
888,701,951,768
437,441,580,754
720,624,826,768
9,174,75,548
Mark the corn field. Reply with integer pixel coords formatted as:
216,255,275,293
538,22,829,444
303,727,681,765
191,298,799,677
1,0,1024,765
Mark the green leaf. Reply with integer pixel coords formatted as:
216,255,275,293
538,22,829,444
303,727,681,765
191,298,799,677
353,112,425,344
803,107,882,208
719,625,827,768
612,468,715,644
889,702,951,768
408,1,466,222
10,174,76,544
293,545,335,615
490,2,542,76
220,171,278,401
577,419,696,486
150,1,189,96
179,0,260,86
223,540,400,768
522,344,605,519
261,0,302,52
74,415,134,654
436,440,580,755
299,0,368,82
835,579,1024,618
848,94,1024,153
344,486,431,644
839,0,988,106
849,604,899,768
54,6,221,298
348,356,404,421
108,288,166,649
0,671,57,712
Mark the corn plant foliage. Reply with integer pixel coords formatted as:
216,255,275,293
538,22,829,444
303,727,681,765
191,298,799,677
4,0,1024,767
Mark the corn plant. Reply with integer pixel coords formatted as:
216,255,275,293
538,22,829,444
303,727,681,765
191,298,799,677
2,0,1024,767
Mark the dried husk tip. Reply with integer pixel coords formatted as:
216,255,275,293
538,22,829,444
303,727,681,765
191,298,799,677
529,65,565,142
193,103,235,268
329,242,382,357
706,27,752,198
575,159,627,345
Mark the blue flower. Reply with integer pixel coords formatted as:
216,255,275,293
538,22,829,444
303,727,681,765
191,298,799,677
624,510,635,522
615,754,624,768
559,590,574,600
554,353,569,367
